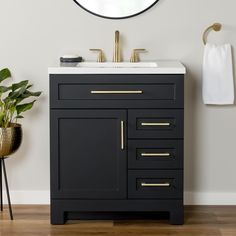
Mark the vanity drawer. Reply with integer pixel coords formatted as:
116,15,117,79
50,74,184,109
128,170,183,199
128,110,184,139
128,140,183,169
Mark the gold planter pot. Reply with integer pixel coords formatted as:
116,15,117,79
0,124,22,157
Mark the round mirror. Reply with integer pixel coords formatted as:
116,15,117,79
73,0,159,19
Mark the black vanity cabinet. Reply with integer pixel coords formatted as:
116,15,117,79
50,73,184,225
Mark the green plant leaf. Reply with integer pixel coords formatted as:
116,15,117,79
16,100,36,115
27,91,42,97
3,96,10,103
9,85,27,99
12,80,29,91
0,111,5,125
16,90,42,104
0,70,42,127
9,106,16,114
0,86,11,93
0,68,11,83
21,90,42,98
15,115,24,119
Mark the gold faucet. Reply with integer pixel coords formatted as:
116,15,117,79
113,30,121,62
130,49,147,63
90,49,105,62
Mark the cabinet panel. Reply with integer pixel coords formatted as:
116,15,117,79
50,74,184,109
128,140,183,169
51,110,127,199
58,84,175,100
128,170,183,199
128,110,184,139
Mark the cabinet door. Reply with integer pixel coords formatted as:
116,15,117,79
51,110,127,199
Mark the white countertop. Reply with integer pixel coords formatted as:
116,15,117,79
48,61,186,74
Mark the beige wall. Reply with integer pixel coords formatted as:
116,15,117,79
0,0,236,204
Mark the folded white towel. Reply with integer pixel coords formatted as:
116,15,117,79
202,43,234,105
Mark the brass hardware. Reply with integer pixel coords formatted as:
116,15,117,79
91,90,143,94
90,49,105,62
0,123,22,157
130,49,147,63
141,153,170,157
203,23,222,45
113,30,121,62
141,122,171,126
121,121,124,150
141,183,170,187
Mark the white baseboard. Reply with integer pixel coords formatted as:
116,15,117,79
1,191,50,205
2,191,236,205
184,191,236,205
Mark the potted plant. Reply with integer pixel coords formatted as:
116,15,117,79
0,68,41,157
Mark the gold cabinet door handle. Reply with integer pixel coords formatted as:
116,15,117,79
141,153,171,157
141,122,170,126
91,91,143,94
121,120,124,150
141,183,170,187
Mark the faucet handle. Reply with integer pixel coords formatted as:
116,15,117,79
130,49,147,63
90,49,106,63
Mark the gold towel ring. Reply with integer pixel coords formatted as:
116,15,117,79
203,23,222,45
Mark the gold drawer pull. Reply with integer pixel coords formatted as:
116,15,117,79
91,90,143,94
141,183,170,187
141,122,170,126
121,120,124,150
141,153,170,157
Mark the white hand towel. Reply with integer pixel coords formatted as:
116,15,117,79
202,43,234,105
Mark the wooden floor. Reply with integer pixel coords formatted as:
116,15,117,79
0,205,236,236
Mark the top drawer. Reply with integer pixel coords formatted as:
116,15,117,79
50,74,184,109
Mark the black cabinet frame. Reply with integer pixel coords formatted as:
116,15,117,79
50,74,184,225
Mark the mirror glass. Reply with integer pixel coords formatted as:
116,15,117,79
74,0,159,19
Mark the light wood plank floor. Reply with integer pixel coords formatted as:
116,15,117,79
0,205,236,236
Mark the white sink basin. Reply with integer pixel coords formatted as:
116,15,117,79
77,62,158,68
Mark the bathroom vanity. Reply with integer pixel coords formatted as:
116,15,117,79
49,61,186,225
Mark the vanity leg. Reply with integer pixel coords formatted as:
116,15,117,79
170,208,184,225
51,205,65,225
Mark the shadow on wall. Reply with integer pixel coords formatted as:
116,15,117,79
224,24,236,95
184,69,199,201
232,46,236,101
